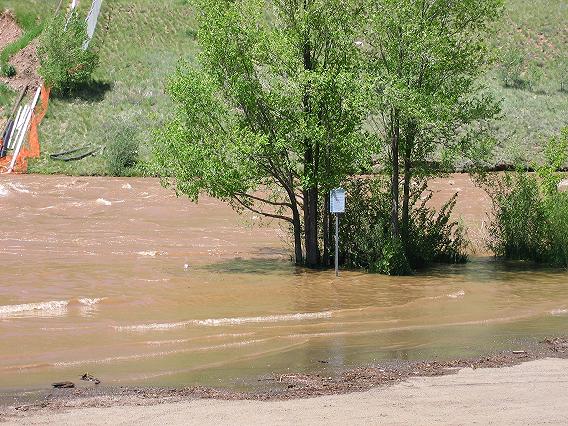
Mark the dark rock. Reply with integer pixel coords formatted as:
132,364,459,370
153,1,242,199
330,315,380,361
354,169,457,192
81,373,101,384
52,381,75,389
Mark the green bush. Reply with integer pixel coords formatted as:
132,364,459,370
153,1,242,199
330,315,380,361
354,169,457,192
489,173,549,261
37,11,99,94
487,128,568,267
0,63,16,78
498,48,525,89
339,177,467,275
103,123,139,176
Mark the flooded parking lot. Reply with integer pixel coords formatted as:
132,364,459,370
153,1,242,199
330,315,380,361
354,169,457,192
1,175,567,392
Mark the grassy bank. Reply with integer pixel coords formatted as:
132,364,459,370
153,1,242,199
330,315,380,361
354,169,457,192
29,0,198,175
489,0,568,166
0,0,565,175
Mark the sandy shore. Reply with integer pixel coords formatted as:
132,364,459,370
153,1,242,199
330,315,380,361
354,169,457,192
5,358,568,425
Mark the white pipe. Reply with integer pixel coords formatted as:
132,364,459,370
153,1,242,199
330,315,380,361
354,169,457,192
6,87,41,173
11,105,29,149
7,106,23,149
83,0,103,50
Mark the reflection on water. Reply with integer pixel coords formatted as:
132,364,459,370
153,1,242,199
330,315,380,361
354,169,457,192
0,175,567,392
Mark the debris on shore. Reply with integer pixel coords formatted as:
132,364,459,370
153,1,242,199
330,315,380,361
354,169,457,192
51,382,75,389
81,373,101,385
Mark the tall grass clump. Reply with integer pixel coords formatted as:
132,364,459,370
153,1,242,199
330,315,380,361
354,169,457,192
339,177,468,275
0,83,15,111
37,11,99,94
103,122,139,176
484,128,568,267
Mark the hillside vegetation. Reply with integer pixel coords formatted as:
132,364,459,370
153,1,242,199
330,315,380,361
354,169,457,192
0,0,565,175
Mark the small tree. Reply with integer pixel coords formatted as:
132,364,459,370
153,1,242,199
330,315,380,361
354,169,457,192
363,0,502,258
154,0,370,267
498,47,525,88
104,122,139,176
37,11,99,94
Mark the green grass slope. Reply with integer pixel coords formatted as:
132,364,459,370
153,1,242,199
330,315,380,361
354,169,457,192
0,0,566,175
489,0,568,166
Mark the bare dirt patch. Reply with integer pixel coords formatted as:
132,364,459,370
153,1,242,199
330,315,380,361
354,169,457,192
2,39,41,91
0,10,41,92
0,10,22,51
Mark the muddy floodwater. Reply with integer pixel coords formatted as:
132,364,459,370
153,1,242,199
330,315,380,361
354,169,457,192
1,175,567,393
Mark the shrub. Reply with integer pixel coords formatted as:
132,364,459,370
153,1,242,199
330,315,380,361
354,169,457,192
103,123,139,176
339,177,468,275
498,48,525,89
37,11,99,94
486,128,568,267
488,172,549,261
0,63,16,77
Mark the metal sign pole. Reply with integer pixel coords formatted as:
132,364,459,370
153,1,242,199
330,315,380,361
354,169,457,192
330,187,345,278
335,213,339,277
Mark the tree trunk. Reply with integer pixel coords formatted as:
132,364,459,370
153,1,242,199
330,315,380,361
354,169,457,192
301,2,320,268
291,199,304,265
401,144,412,240
390,109,400,239
303,187,320,268
323,192,330,266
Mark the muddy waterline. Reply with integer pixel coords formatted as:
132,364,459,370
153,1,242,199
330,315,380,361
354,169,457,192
1,175,567,393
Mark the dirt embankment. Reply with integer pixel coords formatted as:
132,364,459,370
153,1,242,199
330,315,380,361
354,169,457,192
0,10,22,50
0,10,41,93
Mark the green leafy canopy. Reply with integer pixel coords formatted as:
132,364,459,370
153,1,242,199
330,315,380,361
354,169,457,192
154,0,372,206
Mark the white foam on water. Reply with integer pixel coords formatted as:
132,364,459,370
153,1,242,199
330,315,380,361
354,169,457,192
122,183,132,190
0,184,9,197
96,198,112,206
53,339,266,367
0,297,106,318
195,311,333,326
114,311,333,332
0,301,69,317
78,297,106,306
426,289,465,300
144,333,255,346
136,251,167,257
551,308,568,316
448,290,465,299
8,182,31,194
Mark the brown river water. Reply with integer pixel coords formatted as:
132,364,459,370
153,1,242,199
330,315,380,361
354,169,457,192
1,174,567,393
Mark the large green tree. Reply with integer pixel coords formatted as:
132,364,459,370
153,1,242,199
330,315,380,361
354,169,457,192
364,0,502,245
154,0,370,267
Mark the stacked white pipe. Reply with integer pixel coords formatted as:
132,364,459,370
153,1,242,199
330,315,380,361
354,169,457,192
5,86,42,174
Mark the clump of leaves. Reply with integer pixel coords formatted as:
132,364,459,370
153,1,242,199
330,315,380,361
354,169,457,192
339,177,468,276
103,122,139,176
37,11,99,94
0,63,16,78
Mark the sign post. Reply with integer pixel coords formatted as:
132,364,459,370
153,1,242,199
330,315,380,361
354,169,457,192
330,188,345,277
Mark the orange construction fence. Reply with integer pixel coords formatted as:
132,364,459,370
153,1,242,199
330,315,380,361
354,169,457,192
0,85,50,174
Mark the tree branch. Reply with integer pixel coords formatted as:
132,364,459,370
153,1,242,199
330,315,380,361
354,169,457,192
233,195,294,223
